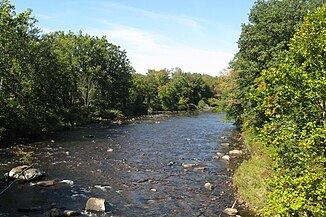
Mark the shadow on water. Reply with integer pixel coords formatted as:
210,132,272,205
0,112,255,216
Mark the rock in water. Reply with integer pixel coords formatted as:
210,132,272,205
6,165,43,181
181,163,197,168
220,143,230,147
223,208,238,216
63,210,80,216
204,182,214,190
222,155,230,161
85,197,106,212
167,161,175,166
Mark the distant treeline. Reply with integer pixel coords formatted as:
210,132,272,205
0,0,225,141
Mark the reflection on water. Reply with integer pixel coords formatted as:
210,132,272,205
0,113,248,216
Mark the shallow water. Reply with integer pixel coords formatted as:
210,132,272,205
0,112,252,216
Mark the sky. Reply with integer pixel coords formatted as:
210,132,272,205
11,0,255,76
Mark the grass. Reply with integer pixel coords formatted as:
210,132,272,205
233,155,269,210
233,128,272,211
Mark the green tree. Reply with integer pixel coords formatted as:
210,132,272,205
252,5,326,215
229,0,325,127
128,73,148,114
144,69,170,112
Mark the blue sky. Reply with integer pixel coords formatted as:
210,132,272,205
11,0,255,76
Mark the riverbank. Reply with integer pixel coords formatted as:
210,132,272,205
232,129,271,214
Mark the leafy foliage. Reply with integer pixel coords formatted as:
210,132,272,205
0,1,134,140
231,2,326,216
229,0,324,127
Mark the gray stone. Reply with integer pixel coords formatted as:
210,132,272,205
223,208,238,216
85,197,106,212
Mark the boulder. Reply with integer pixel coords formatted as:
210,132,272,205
85,197,106,212
222,155,230,161
6,165,43,181
223,208,238,216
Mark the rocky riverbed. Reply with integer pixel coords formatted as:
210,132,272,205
0,113,254,216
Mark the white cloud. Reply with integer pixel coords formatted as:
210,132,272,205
88,25,232,76
129,47,232,75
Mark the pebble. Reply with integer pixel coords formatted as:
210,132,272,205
150,188,157,192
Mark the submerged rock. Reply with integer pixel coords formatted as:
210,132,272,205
32,180,55,187
5,165,43,181
45,208,61,217
85,197,106,212
194,167,206,172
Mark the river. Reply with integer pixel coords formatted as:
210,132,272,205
0,112,251,216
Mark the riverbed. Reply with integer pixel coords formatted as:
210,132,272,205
0,112,251,216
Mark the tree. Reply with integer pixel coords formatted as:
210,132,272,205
252,5,326,215
229,0,325,127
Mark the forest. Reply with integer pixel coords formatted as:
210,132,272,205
0,0,223,142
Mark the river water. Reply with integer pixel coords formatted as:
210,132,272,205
0,112,250,216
